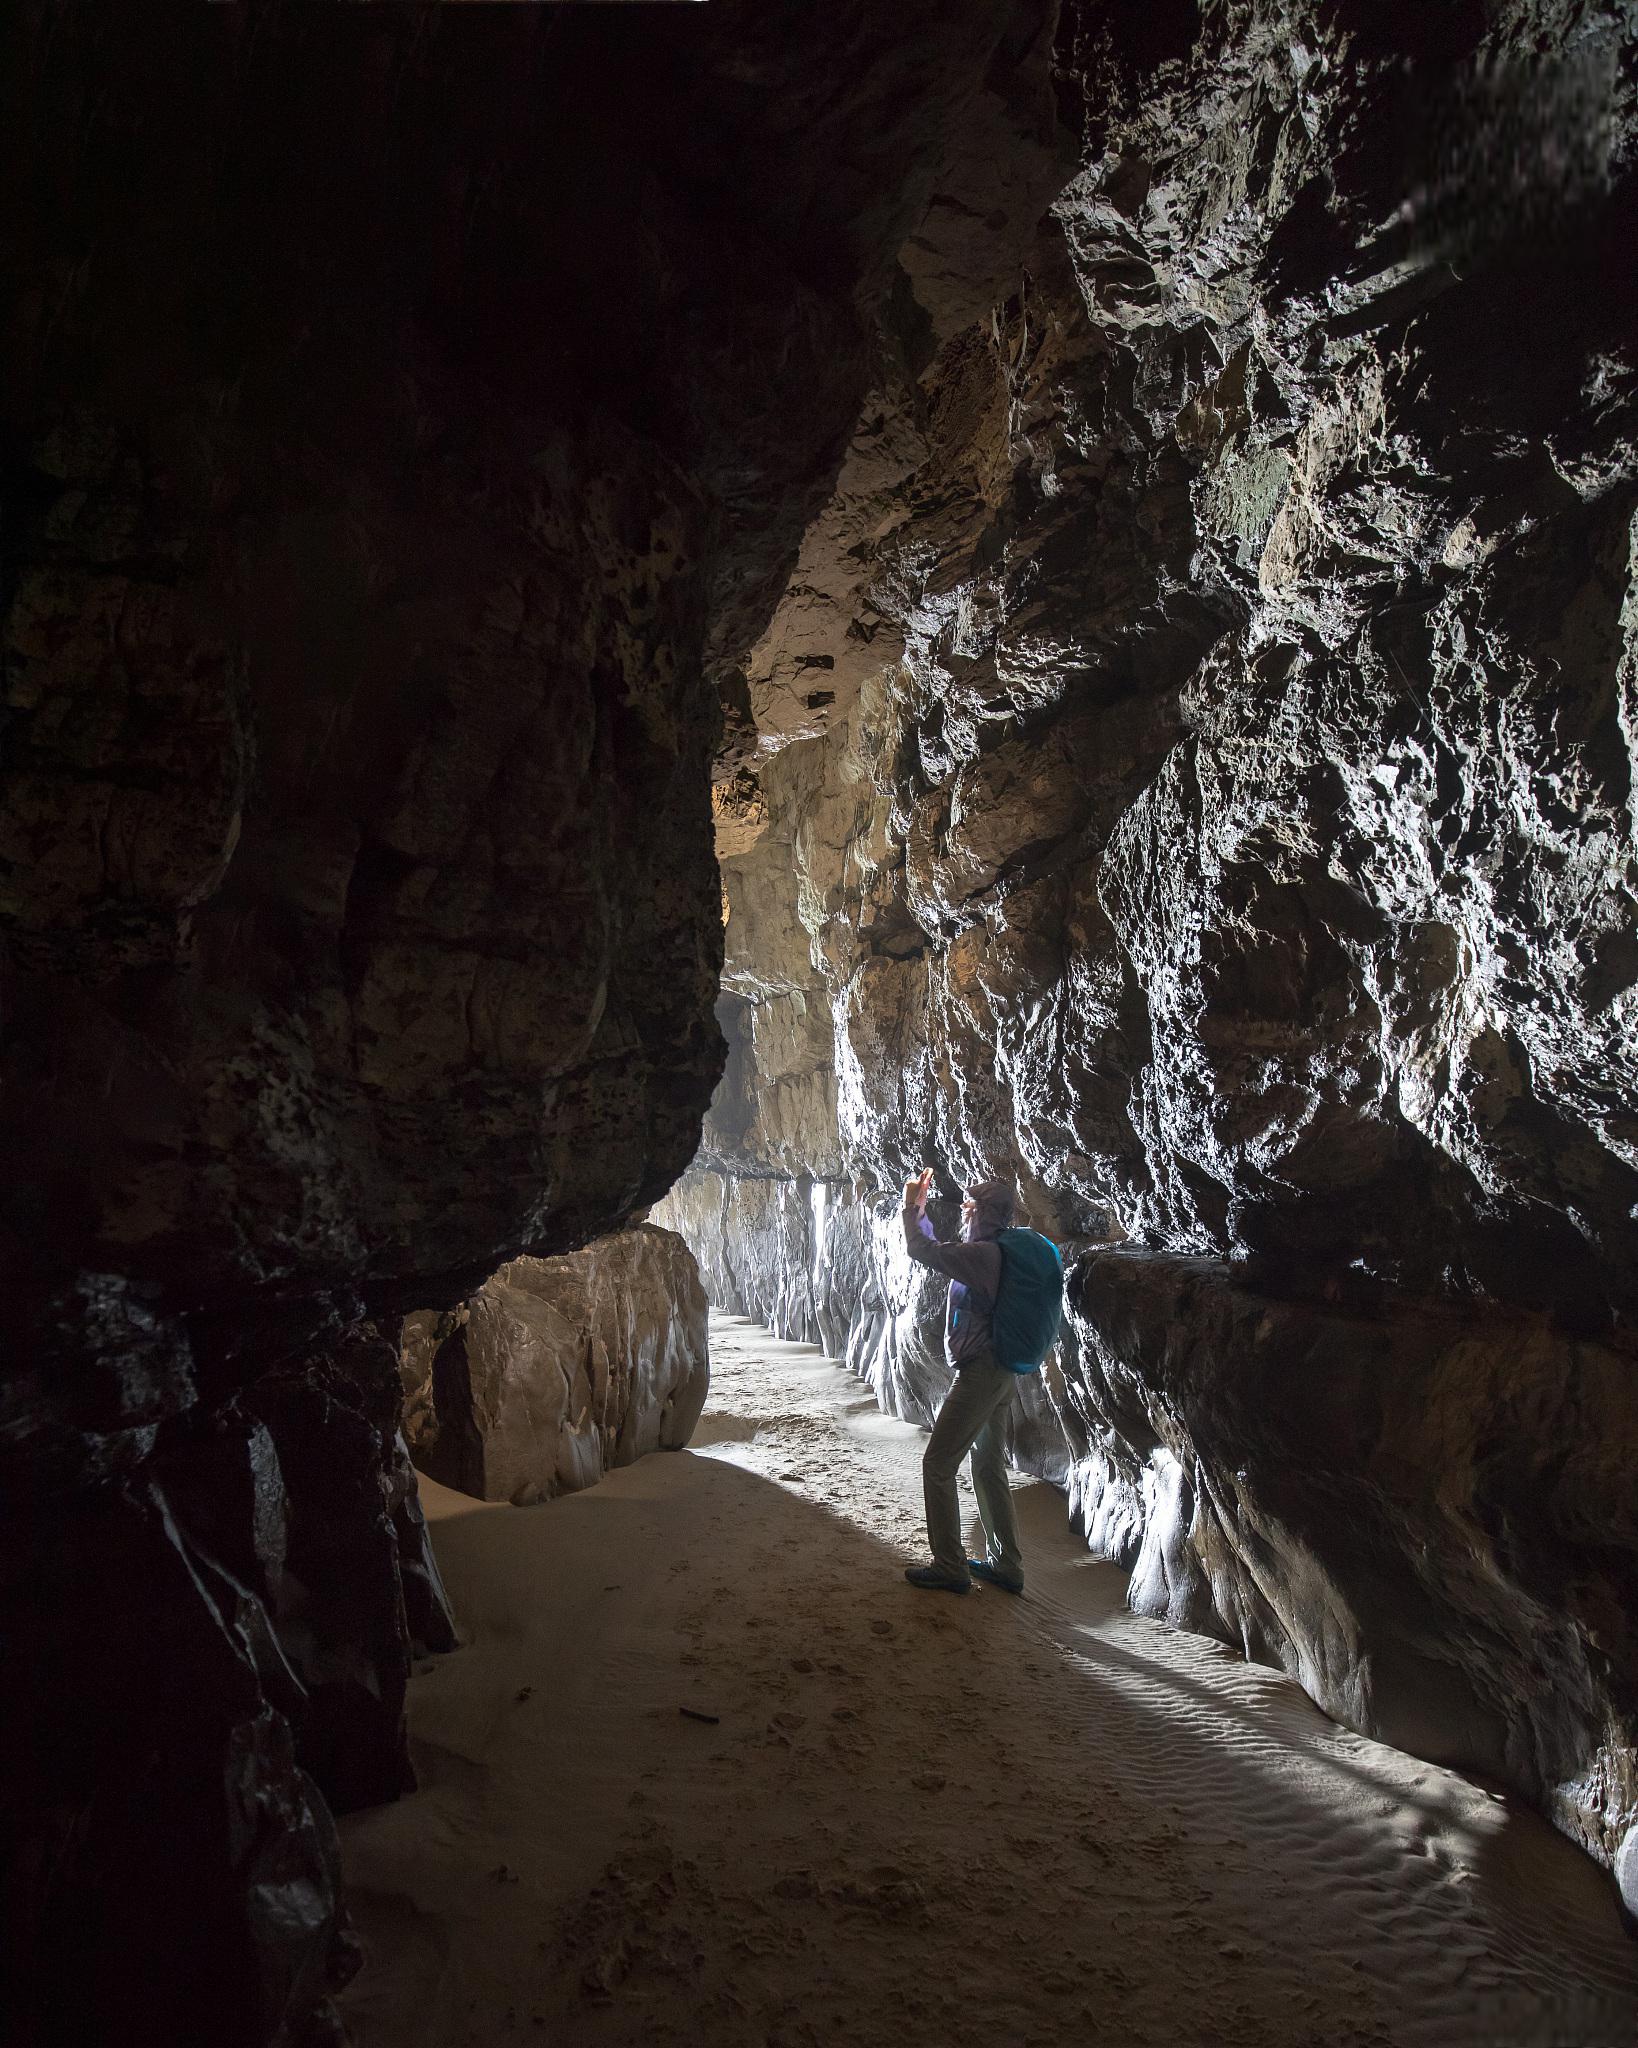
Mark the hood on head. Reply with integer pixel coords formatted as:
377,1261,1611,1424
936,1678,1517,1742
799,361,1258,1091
964,1178,1016,1239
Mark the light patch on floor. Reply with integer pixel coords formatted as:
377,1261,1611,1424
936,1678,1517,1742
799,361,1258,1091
340,1313,1638,2046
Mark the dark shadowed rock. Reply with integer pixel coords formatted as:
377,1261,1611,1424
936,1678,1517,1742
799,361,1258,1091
1,1323,439,2046
0,1,1041,2040
241,1328,458,1811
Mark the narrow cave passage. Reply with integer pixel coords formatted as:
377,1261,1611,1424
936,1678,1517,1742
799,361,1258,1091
341,1316,1638,2047
7,4,1638,2043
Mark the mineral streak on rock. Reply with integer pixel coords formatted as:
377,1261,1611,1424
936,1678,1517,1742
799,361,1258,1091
659,0,1638,1906
402,1225,710,1507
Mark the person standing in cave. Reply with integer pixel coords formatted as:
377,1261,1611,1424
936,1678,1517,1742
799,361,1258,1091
900,1167,1060,1596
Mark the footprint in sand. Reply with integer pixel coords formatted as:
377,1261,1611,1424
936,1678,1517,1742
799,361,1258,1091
346,1316,1638,2048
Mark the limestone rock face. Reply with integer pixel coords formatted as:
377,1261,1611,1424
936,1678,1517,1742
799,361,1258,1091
0,3,1039,2040
403,1226,710,1506
659,0,1638,1901
1066,1249,1638,1900
6,1324,456,2048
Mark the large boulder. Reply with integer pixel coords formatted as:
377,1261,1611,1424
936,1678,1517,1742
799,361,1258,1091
403,1225,710,1505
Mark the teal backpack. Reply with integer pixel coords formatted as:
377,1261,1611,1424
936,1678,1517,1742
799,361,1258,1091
990,1228,1064,1373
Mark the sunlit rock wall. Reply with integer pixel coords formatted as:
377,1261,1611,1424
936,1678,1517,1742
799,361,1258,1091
0,4,1038,2041
661,0,1638,1901
401,1225,710,1505
1065,1248,1638,1882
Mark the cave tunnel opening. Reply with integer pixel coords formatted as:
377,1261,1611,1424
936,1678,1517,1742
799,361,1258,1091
4,2,1638,2045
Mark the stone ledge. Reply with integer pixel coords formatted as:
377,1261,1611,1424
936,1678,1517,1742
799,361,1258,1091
1066,1247,1638,1904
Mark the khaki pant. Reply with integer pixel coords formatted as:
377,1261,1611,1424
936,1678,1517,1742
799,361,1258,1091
922,1353,1024,1588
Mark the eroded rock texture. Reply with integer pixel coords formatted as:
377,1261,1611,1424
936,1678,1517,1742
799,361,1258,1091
402,1225,709,1506
0,3,1037,2040
658,0,1638,1902
5,1323,455,2048
1066,1251,1638,1878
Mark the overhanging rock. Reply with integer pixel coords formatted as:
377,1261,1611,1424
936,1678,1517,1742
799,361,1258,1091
1065,1248,1638,1908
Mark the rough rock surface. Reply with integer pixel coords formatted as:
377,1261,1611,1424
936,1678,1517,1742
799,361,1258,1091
659,0,1638,1905
1066,1249,1638,1879
0,3,1042,2041
402,1225,710,1506
4,1322,455,2048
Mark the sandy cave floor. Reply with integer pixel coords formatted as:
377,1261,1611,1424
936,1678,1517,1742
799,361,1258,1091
340,1314,1638,2048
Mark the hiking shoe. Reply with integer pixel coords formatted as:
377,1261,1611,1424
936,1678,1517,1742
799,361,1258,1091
904,1565,971,1594
968,1559,1024,1595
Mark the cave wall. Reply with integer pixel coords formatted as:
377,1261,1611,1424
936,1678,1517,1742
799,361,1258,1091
0,4,1047,2041
657,0,1638,1902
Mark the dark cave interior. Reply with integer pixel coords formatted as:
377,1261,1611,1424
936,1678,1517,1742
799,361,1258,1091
3,3,1637,2043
